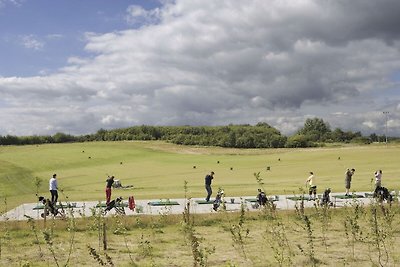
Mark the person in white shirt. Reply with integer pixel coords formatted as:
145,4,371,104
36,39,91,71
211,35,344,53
306,171,317,200
374,170,382,188
49,174,58,204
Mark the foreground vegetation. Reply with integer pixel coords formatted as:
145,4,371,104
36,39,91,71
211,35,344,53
0,196,399,266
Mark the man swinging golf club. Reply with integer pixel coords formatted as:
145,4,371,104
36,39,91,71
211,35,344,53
205,171,214,202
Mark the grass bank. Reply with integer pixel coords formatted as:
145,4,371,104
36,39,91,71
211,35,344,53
0,141,399,209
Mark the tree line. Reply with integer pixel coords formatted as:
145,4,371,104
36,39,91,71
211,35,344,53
0,118,396,148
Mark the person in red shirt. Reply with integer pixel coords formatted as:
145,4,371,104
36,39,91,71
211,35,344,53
105,175,115,204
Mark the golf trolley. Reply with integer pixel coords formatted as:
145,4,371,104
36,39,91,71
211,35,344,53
373,186,393,203
213,189,225,211
104,197,126,215
320,188,333,206
38,196,66,219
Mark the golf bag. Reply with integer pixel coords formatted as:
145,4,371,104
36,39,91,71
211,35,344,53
320,188,332,206
373,186,393,202
104,197,125,215
213,189,224,211
38,196,63,218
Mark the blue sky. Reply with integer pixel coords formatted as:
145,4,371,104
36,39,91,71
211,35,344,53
0,0,160,76
0,0,399,137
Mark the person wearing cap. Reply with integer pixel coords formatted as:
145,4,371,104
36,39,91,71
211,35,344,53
105,175,115,204
49,173,58,204
205,171,214,202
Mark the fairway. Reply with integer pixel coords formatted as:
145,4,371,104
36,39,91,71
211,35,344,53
0,141,399,210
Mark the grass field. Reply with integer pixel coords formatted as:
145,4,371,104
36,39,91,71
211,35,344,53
0,141,399,210
1,141,400,266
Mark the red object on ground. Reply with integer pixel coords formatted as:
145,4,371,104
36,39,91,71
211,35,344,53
128,196,135,210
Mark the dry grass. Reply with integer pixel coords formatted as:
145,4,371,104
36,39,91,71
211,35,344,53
1,201,400,266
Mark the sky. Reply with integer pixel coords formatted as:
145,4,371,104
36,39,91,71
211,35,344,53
0,0,400,137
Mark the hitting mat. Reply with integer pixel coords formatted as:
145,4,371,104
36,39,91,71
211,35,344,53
148,201,180,206
286,196,318,201
195,200,215,204
96,202,128,208
333,194,364,199
245,198,279,202
33,202,77,210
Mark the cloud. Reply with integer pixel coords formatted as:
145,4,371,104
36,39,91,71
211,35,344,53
0,0,22,8
19,34,44,50
125,5,161,26
0,0,400,136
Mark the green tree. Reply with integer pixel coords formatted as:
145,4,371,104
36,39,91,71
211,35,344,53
297,118,331,142
285,134,311,148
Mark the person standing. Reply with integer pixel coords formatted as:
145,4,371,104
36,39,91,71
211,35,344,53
345,168,355,196
374,170,382,188
305,171,317,200
106,175,115,204
256,188,267,206
49,174,58,204
205,171,214,202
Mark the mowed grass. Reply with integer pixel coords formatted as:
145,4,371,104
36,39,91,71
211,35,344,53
0,141,399,210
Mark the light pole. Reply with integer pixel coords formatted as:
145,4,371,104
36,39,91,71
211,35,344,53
383,111,389,144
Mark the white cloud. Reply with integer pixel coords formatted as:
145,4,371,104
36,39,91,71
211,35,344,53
125,5,161,26
363,121,377,129
0,0,22,8
1,0,400,136
20,35,44,50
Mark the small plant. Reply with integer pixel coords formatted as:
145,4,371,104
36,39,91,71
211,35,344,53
343,200,366,260
33,177,43,196
229,200,249,259
181,180,214,267
25,216,43,258
58,189,77,266
104,252,114,267
87,243,115,266
0,195,9,260
113,215,139,266
138,233,154,258
43,228,60,267
264,219,294,266
293,189,318,266
313,202,332,252
294,190,306,219
366,200,395,267
254,172,264,188
89,206,107,250
87,244,106,266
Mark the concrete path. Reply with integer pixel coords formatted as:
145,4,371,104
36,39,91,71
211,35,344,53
0,192,385,222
